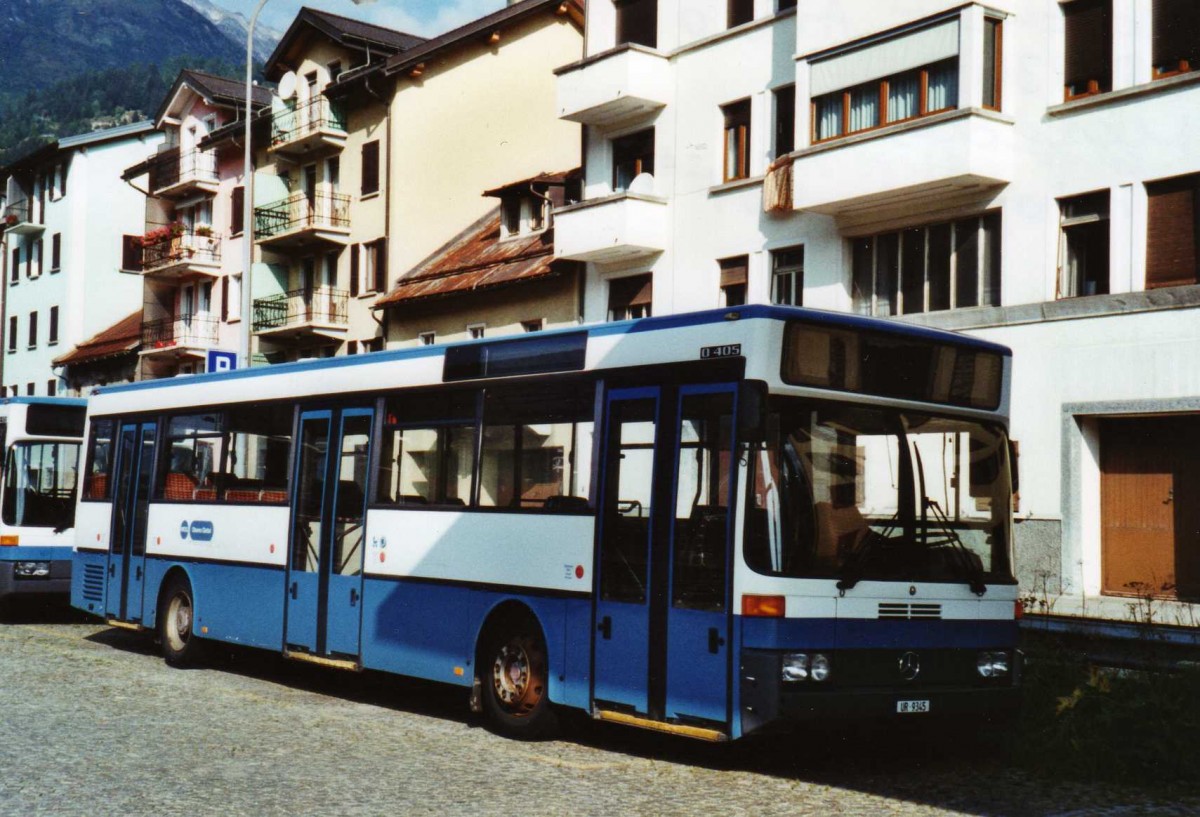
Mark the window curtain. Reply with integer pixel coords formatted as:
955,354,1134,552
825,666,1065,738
848,86,878,132
815,95,843,140
887,73,919,122
926,60,958,111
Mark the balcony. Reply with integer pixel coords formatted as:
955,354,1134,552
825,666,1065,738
270,97,347,157
253,288,349,341
147,147,219,199
553,192,668,264
141,229,222,280
556,45,671,127
792,110,1014,222
2,199,44,235
255,192,351,250
140,315,220,360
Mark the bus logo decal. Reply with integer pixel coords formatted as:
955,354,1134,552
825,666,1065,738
898,651,921,682
189,521,214,542
179,521,189,540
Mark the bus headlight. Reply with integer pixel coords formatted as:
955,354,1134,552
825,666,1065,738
976,651,1011,678
14,561,50,578
782,652,832,683
781,653,809,682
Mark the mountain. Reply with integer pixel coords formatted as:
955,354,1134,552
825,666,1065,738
0,0,269,165
179,0,283,64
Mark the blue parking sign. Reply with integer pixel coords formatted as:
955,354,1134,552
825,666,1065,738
207,350,237,373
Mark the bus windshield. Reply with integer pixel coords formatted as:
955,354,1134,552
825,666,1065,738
2,441,80,529
745,399,1014,586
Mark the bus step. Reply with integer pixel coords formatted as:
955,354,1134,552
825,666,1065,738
283,650,360,671
593,709,728,742
105,619,143,632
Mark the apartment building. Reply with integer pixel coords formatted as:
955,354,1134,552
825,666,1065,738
555,0,1200,624
122,70,272,379
0,122,163,396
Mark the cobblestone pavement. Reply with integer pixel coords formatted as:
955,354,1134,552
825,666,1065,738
1,612,1198,817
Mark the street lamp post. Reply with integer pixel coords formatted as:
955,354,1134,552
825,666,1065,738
238,0,377,370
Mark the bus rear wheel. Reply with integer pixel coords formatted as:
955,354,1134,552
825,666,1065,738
160,578,201,667
480,620,557,740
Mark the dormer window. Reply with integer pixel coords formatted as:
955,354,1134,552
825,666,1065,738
500,193,549,240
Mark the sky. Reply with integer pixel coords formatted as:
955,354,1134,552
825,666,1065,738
210,0,509,39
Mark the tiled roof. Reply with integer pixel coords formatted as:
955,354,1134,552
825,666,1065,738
265,6,426,78
304,7,426,51
180,69,273,108
375,208,562,308
52,311,141,367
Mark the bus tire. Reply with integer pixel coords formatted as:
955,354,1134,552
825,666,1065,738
159,577,201,668
480,617,558,740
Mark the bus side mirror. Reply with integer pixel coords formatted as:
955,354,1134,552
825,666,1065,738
737,380,767,443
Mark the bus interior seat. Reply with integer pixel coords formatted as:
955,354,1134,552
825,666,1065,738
544,495,588,512
164,472,198,501
397,494,429,505
85,474,108,499
260,489,287,503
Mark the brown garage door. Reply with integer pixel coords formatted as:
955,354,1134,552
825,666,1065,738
1100,416,1200,600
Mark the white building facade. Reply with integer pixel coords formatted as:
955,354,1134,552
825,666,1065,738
555,0,1200,624
1,122,164,396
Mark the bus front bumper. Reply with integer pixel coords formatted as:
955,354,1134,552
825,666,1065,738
740,649,1021,737
0,557,72,600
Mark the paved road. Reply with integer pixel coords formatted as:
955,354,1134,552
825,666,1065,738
1,611,1197,817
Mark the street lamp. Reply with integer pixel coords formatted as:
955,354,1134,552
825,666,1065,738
239,0,378,369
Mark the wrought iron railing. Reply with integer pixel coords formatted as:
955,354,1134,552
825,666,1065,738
141,315,220,348
254,191,351,239
2,199,33,227
147,147,218,192
142,228,222,271
271,97,347,146
253,288,349,332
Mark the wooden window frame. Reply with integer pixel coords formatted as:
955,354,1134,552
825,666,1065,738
1151,0,1199,79
983,17,1004,111
722,98,752,182
811,58,959,145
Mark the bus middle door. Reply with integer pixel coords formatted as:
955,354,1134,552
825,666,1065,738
105,421,156,623
285,407,372,660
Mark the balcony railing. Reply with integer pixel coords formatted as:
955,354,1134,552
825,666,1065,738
253,288,349,332
255,192,351,239
272,97,347,147
147,147,218,194
141,315,220,349
2,198,41,233
142,229,222,272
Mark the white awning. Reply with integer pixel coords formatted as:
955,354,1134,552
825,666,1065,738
810,18,960,96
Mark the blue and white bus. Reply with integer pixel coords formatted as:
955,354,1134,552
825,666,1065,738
71,306,1019,740
0,398,86,606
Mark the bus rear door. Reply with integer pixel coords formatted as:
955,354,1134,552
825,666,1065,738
593,383,737,732
105,421,157,623
285,407,372,660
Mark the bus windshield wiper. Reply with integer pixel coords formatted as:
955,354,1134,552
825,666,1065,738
923,497,988,596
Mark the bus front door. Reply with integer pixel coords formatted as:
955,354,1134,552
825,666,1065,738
285,407,372,660
105,422,157,623
593,384,737,730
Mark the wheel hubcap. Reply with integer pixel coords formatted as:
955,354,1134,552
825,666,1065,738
491,637,543,716
167,593,191,650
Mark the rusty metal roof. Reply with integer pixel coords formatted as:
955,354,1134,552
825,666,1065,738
52,311,141,367
375,207,562,308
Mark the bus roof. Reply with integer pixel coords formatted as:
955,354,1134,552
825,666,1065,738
94,305,1011,397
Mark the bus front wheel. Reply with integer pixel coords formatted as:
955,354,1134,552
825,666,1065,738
160,578,201,667
480,618,557,740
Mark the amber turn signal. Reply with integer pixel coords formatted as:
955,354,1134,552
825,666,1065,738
0,535,19,546
741,594,785,617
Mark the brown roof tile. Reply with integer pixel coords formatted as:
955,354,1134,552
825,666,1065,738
52,311,141,366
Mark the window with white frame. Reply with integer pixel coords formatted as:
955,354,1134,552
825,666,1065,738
419,331,436,346
811,17,960,143
719,256,748,307
612,128,655,193
522,319,544,333
852,213,1001,316
1058,192,1109,298
468,324,486,340
771,246,804,306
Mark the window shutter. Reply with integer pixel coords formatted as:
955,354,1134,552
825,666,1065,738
122,235,143,272
51,233,61,269
1064,0,1112,94
231,186,245,235
59,161,67,196
719,256,749,287
221,276,229,322
362,141,380,196
609,274,653,312
372,238,387,293
1153,0,1200,73
1146,175,1200,289
350,243,360,296
35,238,43,276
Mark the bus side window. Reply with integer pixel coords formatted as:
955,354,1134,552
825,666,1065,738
84,419,115,500
377,390,478,508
